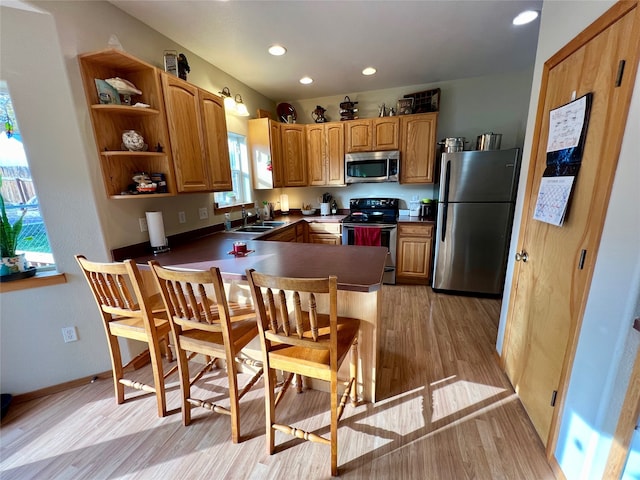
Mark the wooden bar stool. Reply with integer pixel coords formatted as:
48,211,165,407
75,255,174,418
148,261,263,443
246,269,360,477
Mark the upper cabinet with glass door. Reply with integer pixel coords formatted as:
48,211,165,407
78,49,177,199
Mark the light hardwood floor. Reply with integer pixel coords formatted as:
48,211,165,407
0,285,555,479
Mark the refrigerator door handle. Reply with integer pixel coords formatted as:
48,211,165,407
441,160,451,242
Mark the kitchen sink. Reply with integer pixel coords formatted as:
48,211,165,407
257,221,287,227
234,225,275,233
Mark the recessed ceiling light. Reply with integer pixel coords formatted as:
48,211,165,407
299,76,313,85
513,10,539,26
362,67,377,76
268,44,287,56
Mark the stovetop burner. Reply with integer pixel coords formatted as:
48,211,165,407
342,197,399,225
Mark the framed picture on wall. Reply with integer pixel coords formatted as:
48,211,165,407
397,97,413,115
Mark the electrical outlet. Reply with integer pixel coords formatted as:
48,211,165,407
198,207,208,220
178,211,186,224
62,326,78,343
139,217,148,232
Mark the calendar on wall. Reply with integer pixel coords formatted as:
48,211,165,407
533,92,593,226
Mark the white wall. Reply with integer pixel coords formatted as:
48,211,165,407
0,3,112,393
495,1,640,478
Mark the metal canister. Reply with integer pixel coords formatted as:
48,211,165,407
476,133,502,150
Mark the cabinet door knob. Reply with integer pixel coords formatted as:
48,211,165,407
515,250,529,262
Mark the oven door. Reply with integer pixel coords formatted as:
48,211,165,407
342,223,397,284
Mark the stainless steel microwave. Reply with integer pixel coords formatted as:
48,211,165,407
345,150,400,184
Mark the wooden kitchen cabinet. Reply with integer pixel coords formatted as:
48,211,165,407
396,223,434,284
293,221,307,242
400,113,438,184
249,119,306,188
78,49,177,199
248,118,284,189
262,224,297,242
306,122,345,186
345,117,399,152
307,222,342,245
161,73,231,192
279,124,307,187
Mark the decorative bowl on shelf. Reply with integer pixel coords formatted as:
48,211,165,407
122,130,146,151
301,209,316,215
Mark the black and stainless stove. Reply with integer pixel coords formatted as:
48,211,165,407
342,198,399,284
342,198,399,226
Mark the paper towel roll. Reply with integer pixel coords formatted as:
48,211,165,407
145,211,167,248
280,194,289,214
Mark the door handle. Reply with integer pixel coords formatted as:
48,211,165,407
515,250,529,262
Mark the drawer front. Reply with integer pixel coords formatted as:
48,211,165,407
307,222,342,234
309,233,341,245
398,223,433,237
264,226,296,242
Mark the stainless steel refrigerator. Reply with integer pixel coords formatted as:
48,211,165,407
432,148,521,295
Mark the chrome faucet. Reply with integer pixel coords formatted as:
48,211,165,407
242,205,248,226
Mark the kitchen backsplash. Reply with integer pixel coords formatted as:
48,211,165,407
252,183,439,212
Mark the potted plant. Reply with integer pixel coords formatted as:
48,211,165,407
0,175,28,276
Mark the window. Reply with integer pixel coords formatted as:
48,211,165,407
0,81,55,270
214,132,252,208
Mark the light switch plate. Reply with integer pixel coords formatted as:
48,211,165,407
178,211,186,223
198,207,208,220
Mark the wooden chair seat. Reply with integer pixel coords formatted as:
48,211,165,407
177,318,257,355
246,269,361,477
149,261,263,443
268,316,360,381
108,316,171,341
75,255,175,418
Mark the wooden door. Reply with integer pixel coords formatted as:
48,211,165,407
400,113,438,184
502,2,640,450
345,120,372,152
325,122,345,185
199,89,231,191
161,74,210,192
372,117,399,150
280,124,307,187
306,123,325,185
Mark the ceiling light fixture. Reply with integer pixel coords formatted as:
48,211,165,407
299,76,313,85
362,67,377,76
234,94,249,116
268,44,287,56
219,87,237,111
513,10,539,26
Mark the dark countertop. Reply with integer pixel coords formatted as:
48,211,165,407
133,214,386,292
397,215,436,224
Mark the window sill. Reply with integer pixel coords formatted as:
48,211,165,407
215,202,254,213
0,271,67,293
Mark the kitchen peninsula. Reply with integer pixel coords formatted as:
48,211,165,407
130,224,388,402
